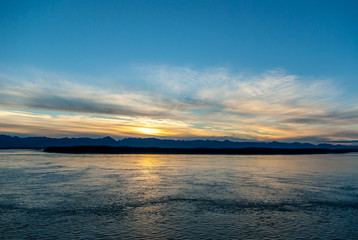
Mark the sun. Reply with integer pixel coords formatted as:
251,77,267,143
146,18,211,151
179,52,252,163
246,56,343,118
135,127,163,135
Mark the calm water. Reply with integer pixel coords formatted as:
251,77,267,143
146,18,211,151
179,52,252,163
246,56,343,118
0,150,357,239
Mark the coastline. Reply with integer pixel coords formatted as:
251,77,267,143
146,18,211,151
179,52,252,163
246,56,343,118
43,146,358,155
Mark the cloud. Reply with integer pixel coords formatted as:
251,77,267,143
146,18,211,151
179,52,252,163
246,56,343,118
0,65,357,142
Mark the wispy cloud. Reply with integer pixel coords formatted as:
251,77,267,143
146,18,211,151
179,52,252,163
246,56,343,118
0,65,357,142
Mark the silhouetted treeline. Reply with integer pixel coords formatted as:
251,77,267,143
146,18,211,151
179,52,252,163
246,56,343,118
44,146,358,155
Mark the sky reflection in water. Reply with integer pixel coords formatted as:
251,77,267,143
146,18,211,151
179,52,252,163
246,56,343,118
0,150,357,239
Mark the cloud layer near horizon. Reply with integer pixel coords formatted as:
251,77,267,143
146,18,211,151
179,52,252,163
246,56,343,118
1,65,358,142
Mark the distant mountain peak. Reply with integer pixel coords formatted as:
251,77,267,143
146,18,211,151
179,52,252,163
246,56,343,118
102,136,114,140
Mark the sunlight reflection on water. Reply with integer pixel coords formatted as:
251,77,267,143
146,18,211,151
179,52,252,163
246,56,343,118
0,150,357,239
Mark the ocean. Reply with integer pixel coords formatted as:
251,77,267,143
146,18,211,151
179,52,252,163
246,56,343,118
1,150,357,239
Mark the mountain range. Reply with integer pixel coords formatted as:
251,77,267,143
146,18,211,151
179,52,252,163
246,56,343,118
0,134,356,150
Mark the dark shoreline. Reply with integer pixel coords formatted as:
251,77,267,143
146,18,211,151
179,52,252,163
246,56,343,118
43,146,358,155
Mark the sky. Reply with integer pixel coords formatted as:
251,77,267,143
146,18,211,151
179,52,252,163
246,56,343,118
0,0,358,143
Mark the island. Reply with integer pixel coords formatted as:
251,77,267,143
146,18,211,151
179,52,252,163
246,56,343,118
43,146,358,155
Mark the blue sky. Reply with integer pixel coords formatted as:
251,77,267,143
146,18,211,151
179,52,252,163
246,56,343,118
1,0,358,142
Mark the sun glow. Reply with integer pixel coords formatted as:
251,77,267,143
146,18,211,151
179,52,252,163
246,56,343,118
135,127,163,135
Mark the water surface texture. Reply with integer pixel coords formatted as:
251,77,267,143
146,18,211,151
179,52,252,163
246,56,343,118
1,150,357,239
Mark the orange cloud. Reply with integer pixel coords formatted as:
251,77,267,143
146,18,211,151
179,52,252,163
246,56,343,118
1,66,358,142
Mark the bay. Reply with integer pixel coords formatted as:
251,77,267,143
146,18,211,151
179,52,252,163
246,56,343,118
1,150,357,239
